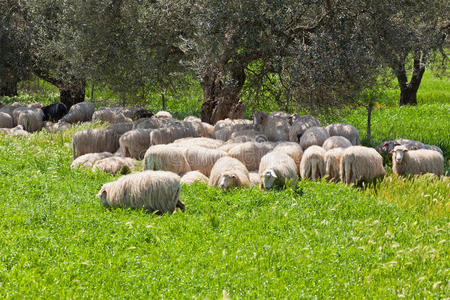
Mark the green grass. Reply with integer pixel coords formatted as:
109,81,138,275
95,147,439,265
0,124,449,298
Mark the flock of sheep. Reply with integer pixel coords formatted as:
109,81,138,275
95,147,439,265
0,101,446,214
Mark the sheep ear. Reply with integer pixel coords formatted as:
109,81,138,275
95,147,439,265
96,188,106,198
389,150,395,154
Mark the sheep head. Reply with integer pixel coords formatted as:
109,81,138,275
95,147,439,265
261,169,277,189
219,172,239,190
252,111,267,126
391,145,408,163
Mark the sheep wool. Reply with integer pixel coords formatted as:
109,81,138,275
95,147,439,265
249,172,260,187
273,142,303,173
119,129,153,160
228,141,274,171
324,147,345,182
325,123,360,145
92,156,139,175
61,102,95,124
155,111,173,119
133,117,162,130
71,152,114,169
0,112,13,128
299,126,329,150
258,152,298,189
92,109,133,124
288,114,321,142
172,137,224,149
391,146,444,177
144,144,191,174
340,146,385,185
252,111,290,142
300,145,326,180
17,109,43,132
322,136,352,151
180,171,209,185
97,170,184,213
72,129,120,159
150,125,197,145
184,146,227,176
106,122,134,136
209,156,250,189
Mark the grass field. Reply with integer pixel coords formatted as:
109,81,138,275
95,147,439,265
0,70,449,297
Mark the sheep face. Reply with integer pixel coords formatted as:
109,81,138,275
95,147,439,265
391,147,408,163
96,187,110,207
219,172,238,190
252,111,266,126
261,169,277,189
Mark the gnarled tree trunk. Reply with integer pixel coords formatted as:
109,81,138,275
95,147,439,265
59,81,86,109
200,63,246,124
395,50,427,106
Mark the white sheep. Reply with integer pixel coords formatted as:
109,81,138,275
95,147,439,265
218,142,241,153
300,145,326,180
0,125,30,137
324,147,345,182
155,111,172,119
325,123,360,145
208,156,250,189
273,142,303,173
71,152,114,169
258,152,298,189
184,146,227,176
228,141,275,171
172,137,224,149
133,117,162,130
119,129,153,159
12,107,33,126
213,118,254,141
376,139,443,156
288,114,321,142
322,136,352,151
72,129,120,159
97,170,184,213
0,112,13,128
17,109,43,132
183,116,202,123
143,144,191,174
92,109,133,124
150,123,198,146
340,146,385,185
61,102,95,124
92,156,139,174
252,111,290,141
180,171,209,185
299,126,329,150
391,145,444,177
0,104,22,117
201,122,215,138
44,121,71,133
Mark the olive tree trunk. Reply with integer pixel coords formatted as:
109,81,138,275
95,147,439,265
200,64,246,124
59,81,86,109
395,50,427,106
0,72,18,96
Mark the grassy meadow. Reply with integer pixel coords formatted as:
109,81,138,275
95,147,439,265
0,71,449,297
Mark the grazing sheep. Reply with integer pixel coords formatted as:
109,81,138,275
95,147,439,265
72,129,120,159
273,142,303,173
324,147,345,182
288,114,321,142
92,109,133,124
92,156,139,175
325,123,360,145
150,124,197,146
106,122,133,136
322,136,352,151
0,125,30,137
44,121,71,132
41,103,68,122
213,118,254,141
155,111,172,119
172,137,224,149
340,146,385,185
300,145,326,180
184,146,227,176
143,144,191,174
299,126,329,150
71,152,114,169
0,104,22,117
391,145,444,177
208,156,250,189
228,141,275,171
27,103,43,109
133,117,162,130
258,152,298,189
252,111,290,141
61,102,95,124
12,107,32,126
249,172,260,187
180,171,209,185
119,129,153,160
201,122,215,138
17,109,43,132
0,112,13,128
97,170,184,213
376,138,443,156
110,106,152,120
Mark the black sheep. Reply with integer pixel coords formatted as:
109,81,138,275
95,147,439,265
41,103,68,122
